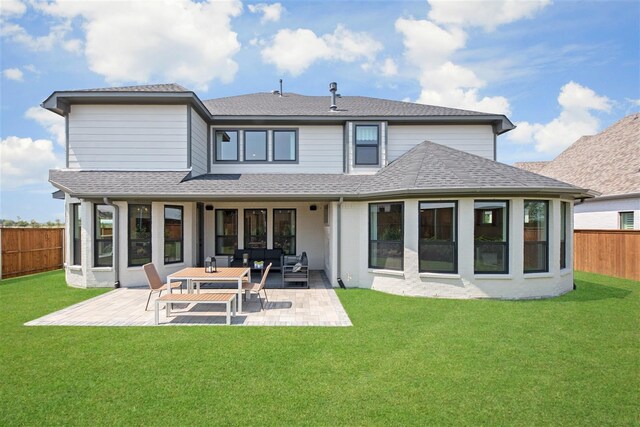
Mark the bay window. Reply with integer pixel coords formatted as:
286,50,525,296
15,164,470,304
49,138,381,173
419,201,457,273
524,200,549,273
369,203,403,270
474,201,509,274
128,204,152,267
560,202,568,269
72,203,81,266
164,206,183,264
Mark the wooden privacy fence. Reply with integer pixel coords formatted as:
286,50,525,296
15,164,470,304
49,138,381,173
0,228,64,279
574,229,640,281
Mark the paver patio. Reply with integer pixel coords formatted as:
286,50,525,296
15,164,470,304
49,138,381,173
25,271,352,327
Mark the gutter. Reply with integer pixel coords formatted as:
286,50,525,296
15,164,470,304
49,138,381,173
102,197,120,288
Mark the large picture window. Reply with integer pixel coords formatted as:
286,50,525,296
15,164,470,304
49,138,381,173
94,204,113,267
128,204,152,267
216,209,238,255
244,130,267,161
215,130,238,161
369,203,403,270
274,209,296,255
419,201,457,273
474,201,509,274
72,203,81,266
524,200,549,273
560,202,568,269
164,206,183,264
244,209,267,249
355,124,379,165
273,130,297,161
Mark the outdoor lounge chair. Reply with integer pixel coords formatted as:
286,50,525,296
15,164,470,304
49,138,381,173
143,262,183,310
282,252,309,288
242,263,272,310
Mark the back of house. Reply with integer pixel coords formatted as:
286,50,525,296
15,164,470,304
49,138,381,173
45,82,590,299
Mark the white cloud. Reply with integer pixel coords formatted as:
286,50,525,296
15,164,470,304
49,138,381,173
261,24,382,76
507,81,612,154
3,68,23,81
248,3,284,23
0,136,62,190
3,0,243,91
25,107,66,147
381,58,398,76
0,0,26,17
428,0,551,31
395,18,466,66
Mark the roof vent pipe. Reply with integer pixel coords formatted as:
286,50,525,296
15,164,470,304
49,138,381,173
279,79,283,97
329,82,338,111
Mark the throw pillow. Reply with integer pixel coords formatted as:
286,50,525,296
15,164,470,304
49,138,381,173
292,262,302,273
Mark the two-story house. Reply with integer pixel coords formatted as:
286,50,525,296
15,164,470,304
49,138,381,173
44,83,590,299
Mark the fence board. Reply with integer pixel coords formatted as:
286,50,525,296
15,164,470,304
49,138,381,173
1,228,64,279
574,229,640,281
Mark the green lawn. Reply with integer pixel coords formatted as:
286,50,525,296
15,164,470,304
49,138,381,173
1,271,638,426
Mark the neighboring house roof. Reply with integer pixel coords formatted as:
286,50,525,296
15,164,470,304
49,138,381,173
50,141,587,200
512,161,549,173
41,83,514,133
515,113,640,198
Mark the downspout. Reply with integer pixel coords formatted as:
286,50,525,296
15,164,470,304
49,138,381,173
336,197,346,288
103,197,120,288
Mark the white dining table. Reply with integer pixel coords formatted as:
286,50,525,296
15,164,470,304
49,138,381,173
167,267,251,313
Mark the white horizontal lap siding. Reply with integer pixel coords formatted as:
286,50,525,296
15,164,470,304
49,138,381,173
190,108,208,176
68,104,188,169
210,125,343,173
387,125,494,161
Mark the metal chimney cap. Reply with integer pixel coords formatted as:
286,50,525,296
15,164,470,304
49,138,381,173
329,82,338,91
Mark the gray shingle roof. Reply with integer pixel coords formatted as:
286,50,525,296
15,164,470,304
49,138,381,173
514,113,640,197
68,83,190,92
50,142,586,199
512,161,549,173
203,92,493,117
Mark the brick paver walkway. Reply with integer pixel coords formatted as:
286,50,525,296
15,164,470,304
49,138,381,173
25,271,352,327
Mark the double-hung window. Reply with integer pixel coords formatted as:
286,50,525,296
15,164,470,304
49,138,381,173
164,206,183,264
244,209,267,249
419,202,457,273
369,203,404,270
94,204,113,267
215,130,238,161
244,130,267,161
474,201,509,274
560,202,568,269
128,204,152,267
355,125,379,165
273,130,297,161
523,200,549,273
215,209,238,255
273,209,296,255
72,203,81,266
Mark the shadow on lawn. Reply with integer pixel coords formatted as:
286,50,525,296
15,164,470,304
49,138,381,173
553,281,632,303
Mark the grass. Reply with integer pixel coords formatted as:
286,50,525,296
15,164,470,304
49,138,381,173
1,270,638,426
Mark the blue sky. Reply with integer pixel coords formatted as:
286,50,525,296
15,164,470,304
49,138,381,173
1,0,639,222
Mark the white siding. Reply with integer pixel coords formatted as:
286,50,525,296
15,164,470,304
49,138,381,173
387,124,495,161
574,197,640,230
210,125,343,173
190,107,208,176
68,104,188,169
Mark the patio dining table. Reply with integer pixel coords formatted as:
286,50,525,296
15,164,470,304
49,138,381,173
167,267,251,313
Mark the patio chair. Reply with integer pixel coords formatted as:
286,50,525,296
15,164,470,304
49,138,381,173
143,262,183,311
242,263,272,310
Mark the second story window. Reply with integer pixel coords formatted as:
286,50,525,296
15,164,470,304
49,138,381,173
355,124,379,166
244,130,267,161
273,130,297,161
215,130,238,161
